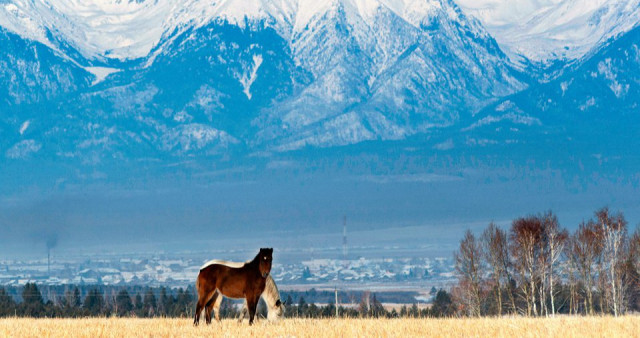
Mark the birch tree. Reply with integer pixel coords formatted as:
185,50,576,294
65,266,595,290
564,234,581,315
595,208,627,316
571,221,601,314
628,227,640,310
454,229,484,316
510,216,543,316
542,211,567,316
482,223,514,315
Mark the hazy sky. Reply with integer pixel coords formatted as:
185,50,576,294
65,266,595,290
2,165,638,259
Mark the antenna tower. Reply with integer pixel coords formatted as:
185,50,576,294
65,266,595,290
342,215,347,264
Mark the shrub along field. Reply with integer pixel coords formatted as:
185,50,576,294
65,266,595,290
1,316,639,337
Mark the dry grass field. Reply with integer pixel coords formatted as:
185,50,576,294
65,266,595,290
1,316,639,337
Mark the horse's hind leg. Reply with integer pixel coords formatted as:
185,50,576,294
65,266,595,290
194,278,216,326
205,292,218,325
205,291,222,324
194,293,209,326
212,292,223,321
194,295,204,326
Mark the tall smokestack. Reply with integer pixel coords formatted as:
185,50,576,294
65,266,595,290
342,215,347,267
45,235,58,278
337,215,348,317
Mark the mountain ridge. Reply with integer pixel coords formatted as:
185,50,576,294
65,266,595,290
1,0,529,159
0,0,638,182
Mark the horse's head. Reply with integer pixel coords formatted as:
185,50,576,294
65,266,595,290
268,299,285,320
258,247,273,278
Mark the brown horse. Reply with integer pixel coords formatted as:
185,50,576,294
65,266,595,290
194,248,273,326
202,260,284,323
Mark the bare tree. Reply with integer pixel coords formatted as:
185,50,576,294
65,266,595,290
537,230,549,317
449,208,638,317
510,216,543,316
595,208,628,316
631,227,640,278
564,234,581,315
454,229,484,316
628,227,640,311
541,211,568,316
482,223,514,315
571,221,601,314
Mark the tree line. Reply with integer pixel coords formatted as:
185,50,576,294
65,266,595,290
0,283,455,319
0,284,198,318
282,290,455,318
453,207,640,317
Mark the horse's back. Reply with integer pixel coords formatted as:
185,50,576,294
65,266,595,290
199,264,250,298
197,264,229,290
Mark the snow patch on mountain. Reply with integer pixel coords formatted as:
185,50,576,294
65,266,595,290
5,140,41,159
462,112,541,131
19,120,30,135
462,100,542,131
597,58,629,98
160,124,239,153
238,54,263,100
85,66,120,85
187,85,226,118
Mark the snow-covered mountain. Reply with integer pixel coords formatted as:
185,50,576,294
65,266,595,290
456,0,640,65
0,0,296,60
4,0,638,65
0,0,639,183
1,0,527,159
474,23,640,138
254,0,524,150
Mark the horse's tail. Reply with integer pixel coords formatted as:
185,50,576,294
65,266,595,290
195,273,200,292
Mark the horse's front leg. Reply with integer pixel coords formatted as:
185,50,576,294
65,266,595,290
247,295,260,325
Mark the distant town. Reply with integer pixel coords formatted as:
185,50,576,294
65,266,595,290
0,252,455,294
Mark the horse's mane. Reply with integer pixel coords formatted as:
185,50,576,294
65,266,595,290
201,249,269,271
200,259,250,271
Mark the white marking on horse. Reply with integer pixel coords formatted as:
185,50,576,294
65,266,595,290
200,259,248,270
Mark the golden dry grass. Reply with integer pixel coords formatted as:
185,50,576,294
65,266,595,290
1,316,639,338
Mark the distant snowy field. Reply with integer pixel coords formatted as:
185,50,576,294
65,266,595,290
0,229,458,288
